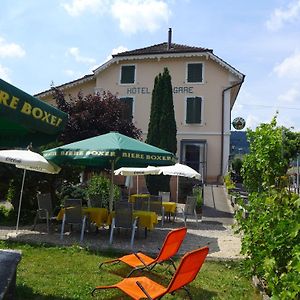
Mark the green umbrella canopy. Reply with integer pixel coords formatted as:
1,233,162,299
42,132,175,169
0,78,68,147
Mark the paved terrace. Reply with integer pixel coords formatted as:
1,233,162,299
0,185,242,260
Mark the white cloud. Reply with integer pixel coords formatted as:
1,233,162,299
0,64,11,82
105,45,128,61
61,0,109,16
245,114,261,130
62,0,171,34
111,0,171,34
111,45,128,55
273,51,300,78
63,69,85,78
276,114,297,130
64,69,76,77
278,87,300,103
92,45,129,70
266,0,300,31
67,47,96,65
0,37,26,58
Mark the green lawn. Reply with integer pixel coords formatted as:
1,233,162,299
0,240,262,299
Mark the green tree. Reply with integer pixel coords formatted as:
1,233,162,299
241,116,288,192
236,115,300,299
146,68,177,194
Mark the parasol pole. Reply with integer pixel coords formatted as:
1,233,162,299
128,176,131,198
16,169,26,233
137,176,139,194
176,175,179,203
109,160,114,212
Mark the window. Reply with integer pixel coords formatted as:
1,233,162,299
181,140,206,176
120,97,133,120
186,97,202,124
120,65,135,84
187,63,203,83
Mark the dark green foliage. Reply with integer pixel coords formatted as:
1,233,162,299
281,126,300,161
56,181,87,205
146,68,177,194
52,89,142,144
0,205,15,225
231,158,243,182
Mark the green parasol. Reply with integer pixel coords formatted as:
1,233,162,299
0,78,68,147
43,132,175,210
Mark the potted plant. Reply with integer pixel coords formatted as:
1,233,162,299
192,185,203,215
86,174,120,209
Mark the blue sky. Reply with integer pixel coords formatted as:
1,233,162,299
1,0,300,131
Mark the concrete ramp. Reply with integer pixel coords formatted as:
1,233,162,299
202,185,234,225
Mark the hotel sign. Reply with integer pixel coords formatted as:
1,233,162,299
127,86,194,95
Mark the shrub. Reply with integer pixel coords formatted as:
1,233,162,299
0,205,15,226
224,173,235,191
86,174,120,209
235,189,300,299
192,185,203,208
56,181,87,205
6,180,16,203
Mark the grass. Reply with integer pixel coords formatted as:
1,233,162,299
0,240,262,300
0,241,262,300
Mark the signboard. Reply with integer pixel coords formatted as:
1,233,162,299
232,117,246,130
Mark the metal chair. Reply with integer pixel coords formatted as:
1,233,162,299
159,191,171,202
109,201,138,249
149,195,165,227
60,199,86,242
140,186,150,194
133,196,149,211
88,194,102,208
180,196,199,228
33,193,57,233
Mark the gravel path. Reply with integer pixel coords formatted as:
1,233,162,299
0,219,242,260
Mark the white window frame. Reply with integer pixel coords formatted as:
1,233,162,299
119,64,136,85
184,96,204,125
186,62,204,84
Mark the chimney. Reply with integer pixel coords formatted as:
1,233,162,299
167,28,172,50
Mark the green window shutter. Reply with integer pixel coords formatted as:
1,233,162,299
187,63,203,83
121,65,135,84
186,97,202,123
120,97,133,120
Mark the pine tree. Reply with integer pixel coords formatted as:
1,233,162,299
146,68,177,194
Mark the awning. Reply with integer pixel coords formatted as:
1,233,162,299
0,79,68,147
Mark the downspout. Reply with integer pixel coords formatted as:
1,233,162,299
219,75,245,183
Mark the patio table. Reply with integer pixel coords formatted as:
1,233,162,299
129,193,150,203
107,210,158,238
57,207,108,228
129,194,176,220
163,202,177,222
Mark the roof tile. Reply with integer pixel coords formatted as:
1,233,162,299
112,42,213,57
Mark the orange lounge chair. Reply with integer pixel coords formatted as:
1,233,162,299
92,246,209,299
99,227,187,277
